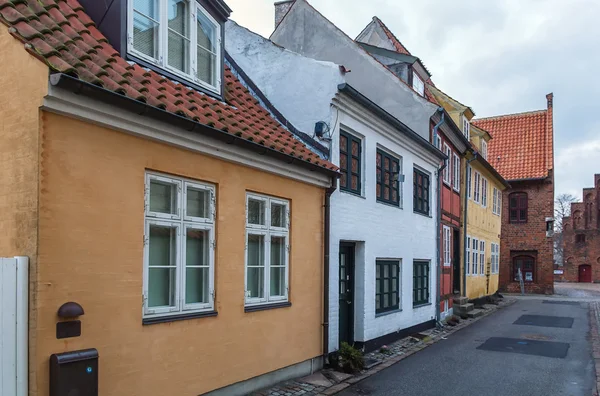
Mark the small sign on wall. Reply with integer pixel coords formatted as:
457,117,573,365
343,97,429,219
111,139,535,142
554,269,564,275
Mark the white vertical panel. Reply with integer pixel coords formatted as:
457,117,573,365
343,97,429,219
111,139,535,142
15,257,28,396
0,258,17,396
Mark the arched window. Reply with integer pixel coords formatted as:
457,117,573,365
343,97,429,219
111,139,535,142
513,255,535,283
509,192,528,223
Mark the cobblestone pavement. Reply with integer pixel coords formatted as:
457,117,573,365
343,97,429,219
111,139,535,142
555,282,600,299
251,298,515,396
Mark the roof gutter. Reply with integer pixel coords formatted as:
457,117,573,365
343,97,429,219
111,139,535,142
506,176,549,183
49,73,339,179
337,83,446,160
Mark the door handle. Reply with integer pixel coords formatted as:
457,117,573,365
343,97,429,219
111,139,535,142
346,301,352,305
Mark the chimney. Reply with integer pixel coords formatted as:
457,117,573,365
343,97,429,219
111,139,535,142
546,92,553,109
545,92,554,173
275,0,295,28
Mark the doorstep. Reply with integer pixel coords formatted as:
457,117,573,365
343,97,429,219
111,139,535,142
251,298,516,396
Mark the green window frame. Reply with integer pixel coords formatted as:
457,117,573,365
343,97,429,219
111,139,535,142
376,149,400,206
413,168,430,215
413,260,430,307
376,260,400,314
339,131,361,195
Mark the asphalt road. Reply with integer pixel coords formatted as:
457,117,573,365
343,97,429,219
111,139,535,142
339,298,594,396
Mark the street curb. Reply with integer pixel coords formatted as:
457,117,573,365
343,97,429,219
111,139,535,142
589,302,600,396
315,298,517,396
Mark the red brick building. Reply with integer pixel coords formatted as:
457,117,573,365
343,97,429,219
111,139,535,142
558,175,600,282
473,94,555,294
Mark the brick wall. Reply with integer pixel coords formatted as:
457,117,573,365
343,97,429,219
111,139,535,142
560,174,600,282
499,178,554,294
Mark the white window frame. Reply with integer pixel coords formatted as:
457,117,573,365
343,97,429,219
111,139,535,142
473,171,481,204
245,193,290,307
127,0,222,94
481,177,488,208
472,238,479,275
452,153,460,192
466,236,471,275
467,165,472,199
413,72,425,96
491,243,500,274
435,132,442,151
462,117,470,141
481,140,488,160
492,187,500,215
143,172,216,319
443,226,451,267
479,240,486,276
443,143,451,186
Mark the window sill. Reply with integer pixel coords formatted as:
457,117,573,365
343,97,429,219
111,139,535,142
376,308,402,318
340,190,366,199
376,200,402,209
413,211,432,218
413,302,432,309
245,302,291,313
143,310,218,325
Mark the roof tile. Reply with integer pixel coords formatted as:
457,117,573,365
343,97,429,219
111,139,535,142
0,0,337,172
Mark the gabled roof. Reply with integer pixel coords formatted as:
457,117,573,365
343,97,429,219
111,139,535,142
370,16,411,56
0,0,337,172
473,99,554,181
427,84,475,119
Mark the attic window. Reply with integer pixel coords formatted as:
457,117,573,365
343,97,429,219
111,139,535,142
462,117,470,141
412,72,425,97
128,0,221,94
481,140,488,160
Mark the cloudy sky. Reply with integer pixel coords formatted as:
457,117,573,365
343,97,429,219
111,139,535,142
225,0,600,200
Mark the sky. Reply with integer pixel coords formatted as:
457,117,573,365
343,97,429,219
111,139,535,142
224,0,600,200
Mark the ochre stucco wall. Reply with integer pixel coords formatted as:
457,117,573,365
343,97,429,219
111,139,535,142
35,111,326,396
461,161,503,299
0,24,49,396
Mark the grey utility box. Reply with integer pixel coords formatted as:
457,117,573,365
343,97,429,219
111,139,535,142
50,349,99,396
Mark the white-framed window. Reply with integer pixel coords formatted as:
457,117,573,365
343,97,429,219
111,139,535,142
435,132,442,151
466,236,471,275
472,238,479,275
473,171,481,203
481,177,488,207
443,226,451,267
481,140,488,160
443,144,451,185
462,117,470,141
143,172,216,318
491,243,500,274
467,165,472,199
452,153,460,192
245,193,290,306
413,72,425,96
493,187,502,215
128,0,222,94
479,240,486,275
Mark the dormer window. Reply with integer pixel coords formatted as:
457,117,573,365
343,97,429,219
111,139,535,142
481,139,488,160
128,0,222,94
412,72,425,97
462,117,470,141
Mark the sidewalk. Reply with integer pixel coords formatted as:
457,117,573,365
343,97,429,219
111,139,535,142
252,298,516,396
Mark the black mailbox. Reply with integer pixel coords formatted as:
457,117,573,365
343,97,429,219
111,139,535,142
50,349,98,396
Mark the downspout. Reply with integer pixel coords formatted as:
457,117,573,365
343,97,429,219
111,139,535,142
463,154,478,297
432,108,445,324
323,181,337,360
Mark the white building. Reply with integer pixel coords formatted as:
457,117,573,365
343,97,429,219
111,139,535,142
226,19,444,353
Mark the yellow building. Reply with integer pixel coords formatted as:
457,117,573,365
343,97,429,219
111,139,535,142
0,3,339,396
428,86,510,300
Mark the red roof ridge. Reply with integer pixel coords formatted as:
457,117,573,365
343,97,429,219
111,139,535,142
474,109,546,122
372,16,411,56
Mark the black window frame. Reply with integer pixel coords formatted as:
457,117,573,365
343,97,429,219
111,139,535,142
576,234,586,244
376,149,401,207
413,168,430,215
376,260,400,314
413,260,430,307
339,131,362,195
509,192,528,223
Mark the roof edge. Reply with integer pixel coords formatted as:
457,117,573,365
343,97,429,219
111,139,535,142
472,153,511,189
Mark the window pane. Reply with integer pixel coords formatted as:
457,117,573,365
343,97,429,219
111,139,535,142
186,229,209,266
270,267,285,297
185,267,209,304
247,267,264,298
187,187,209,218
168,30,190,73
248,199,266,225
133,13,159,59
149,225,177,267
134,0,159,18
168,0,190,74
197,11,216,85
150,180,178,215
271,236,286,265
148,268,176,307
247,234,265,266
168,0,189,34
271,203,286,228
197,46,216,86
197,11,216,51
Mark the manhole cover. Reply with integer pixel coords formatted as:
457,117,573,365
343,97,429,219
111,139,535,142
513,314,574,329
543,300,581,306
521,333,553,341
477,337,570,358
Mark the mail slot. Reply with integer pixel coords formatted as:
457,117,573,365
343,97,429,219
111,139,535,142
50,349,98,396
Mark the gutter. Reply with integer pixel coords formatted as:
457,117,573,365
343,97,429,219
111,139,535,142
323,183,337,359
463,153,478,297
337,83,446,160
433,108,445,324
49,73,340,179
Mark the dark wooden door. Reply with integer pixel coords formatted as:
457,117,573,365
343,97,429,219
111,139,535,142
453,229,461,294
339,243,354,345
579,265,592,283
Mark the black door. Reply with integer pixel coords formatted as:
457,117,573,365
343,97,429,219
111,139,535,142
339,243,355,345
453,229,461,294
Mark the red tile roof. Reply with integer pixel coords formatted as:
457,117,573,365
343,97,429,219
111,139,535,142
372,17,411,56
0,0,337,172
473,107,554,181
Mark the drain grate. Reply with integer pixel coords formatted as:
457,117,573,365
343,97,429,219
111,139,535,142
513,314,574,328
543,300,581,306
477,337,570,358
